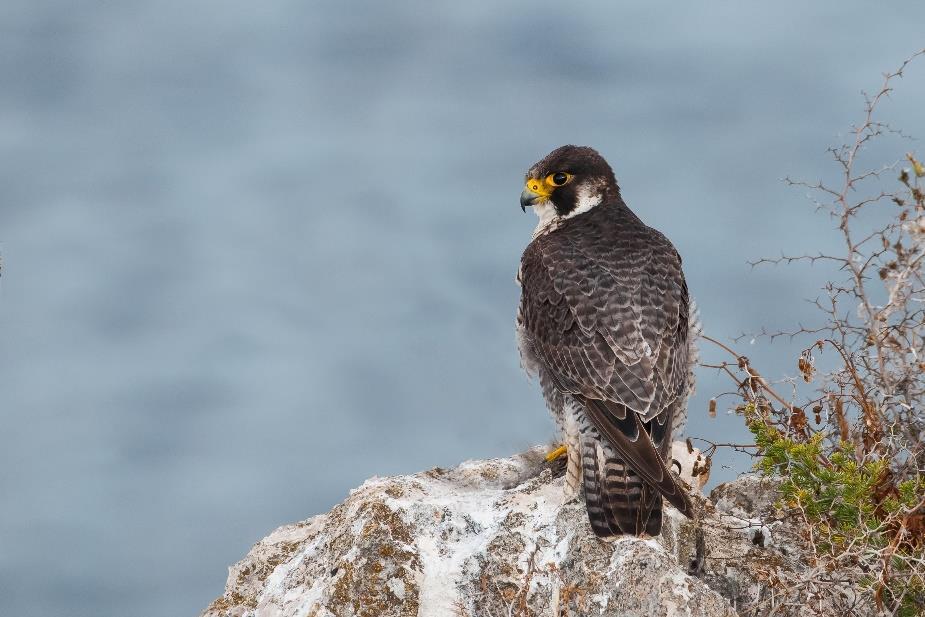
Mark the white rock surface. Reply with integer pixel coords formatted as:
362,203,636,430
202,445,802,617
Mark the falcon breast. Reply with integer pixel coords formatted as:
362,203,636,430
515,145,694,537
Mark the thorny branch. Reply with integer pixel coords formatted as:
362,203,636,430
695,50,925,616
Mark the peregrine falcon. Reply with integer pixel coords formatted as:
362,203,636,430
515,145,694,537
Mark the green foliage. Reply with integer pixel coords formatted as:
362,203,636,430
750,421,882,543
748,418,925,614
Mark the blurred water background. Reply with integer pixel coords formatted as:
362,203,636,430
1,2,924,615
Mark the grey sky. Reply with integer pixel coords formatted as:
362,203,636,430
1,2,923,616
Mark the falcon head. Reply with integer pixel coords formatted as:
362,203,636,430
520,145,620,218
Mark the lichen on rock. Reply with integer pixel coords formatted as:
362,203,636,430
202,444,806,617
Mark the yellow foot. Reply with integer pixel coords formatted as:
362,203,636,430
545,445,568,462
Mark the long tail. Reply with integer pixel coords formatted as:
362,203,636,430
602,446,664,535
580,428,663,536
579,398,688,537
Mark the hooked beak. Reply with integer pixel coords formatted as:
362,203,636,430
520,179,550,212
520,188,540,212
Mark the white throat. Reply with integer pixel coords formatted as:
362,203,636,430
531,201,558,234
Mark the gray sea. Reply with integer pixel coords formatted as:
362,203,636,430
1,2,923,615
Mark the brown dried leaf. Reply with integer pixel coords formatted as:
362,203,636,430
812,404,822,425
790,406,808,433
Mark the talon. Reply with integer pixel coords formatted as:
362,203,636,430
545,445,568,462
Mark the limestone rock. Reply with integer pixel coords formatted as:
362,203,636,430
202,444,805,617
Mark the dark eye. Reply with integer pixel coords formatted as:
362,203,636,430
551,172,569,186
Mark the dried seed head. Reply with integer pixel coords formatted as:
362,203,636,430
798,351,815,383
790,407,808,432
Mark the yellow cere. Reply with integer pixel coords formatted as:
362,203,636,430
524,172,573,198
524,178,552,198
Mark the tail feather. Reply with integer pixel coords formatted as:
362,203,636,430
581,397,693,519
578,399,689,538
580,437,619,537
600,445,663,536
580,429,664,537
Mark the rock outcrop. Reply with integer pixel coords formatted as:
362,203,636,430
202,445,795,617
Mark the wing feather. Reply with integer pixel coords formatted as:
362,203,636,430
518,202,692,517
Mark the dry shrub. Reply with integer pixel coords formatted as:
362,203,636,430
700,51,925,616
